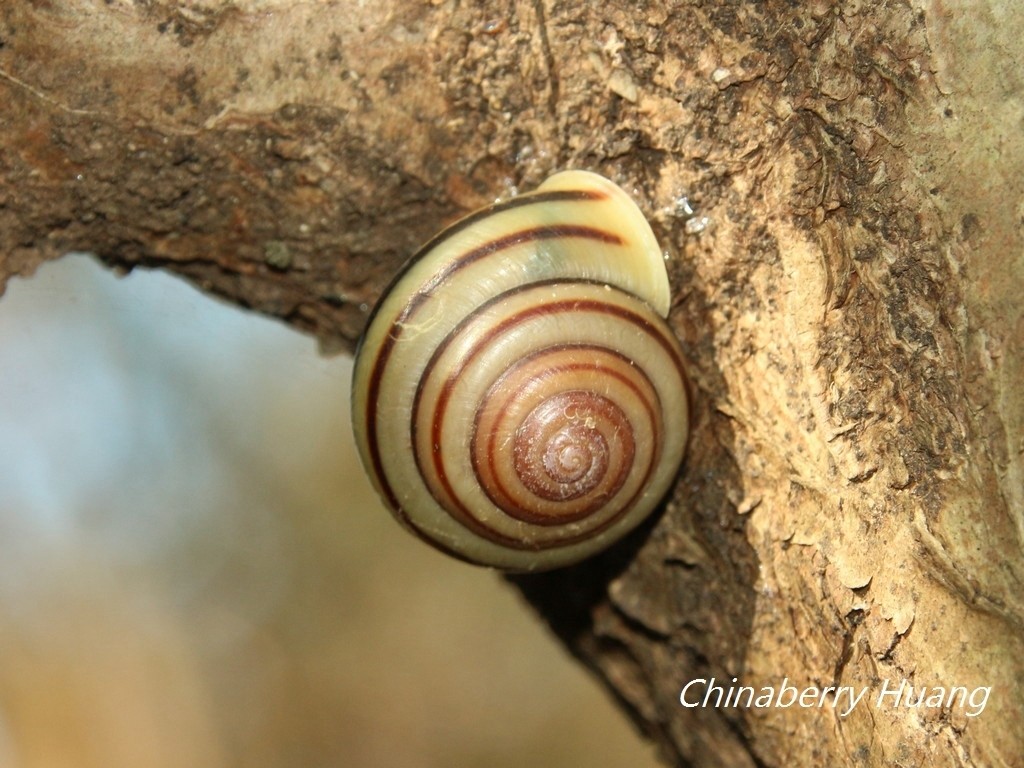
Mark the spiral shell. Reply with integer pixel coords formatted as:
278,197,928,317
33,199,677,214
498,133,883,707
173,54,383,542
351,170,688,571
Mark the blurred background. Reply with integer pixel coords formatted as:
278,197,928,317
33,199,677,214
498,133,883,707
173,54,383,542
0,255,660,768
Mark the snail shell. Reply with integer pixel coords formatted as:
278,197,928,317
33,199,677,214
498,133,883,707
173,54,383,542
351,170,688,571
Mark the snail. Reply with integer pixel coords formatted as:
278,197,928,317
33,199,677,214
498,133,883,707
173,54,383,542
351,170,689,571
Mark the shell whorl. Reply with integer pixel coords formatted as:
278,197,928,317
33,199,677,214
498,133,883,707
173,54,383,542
351,170,689,571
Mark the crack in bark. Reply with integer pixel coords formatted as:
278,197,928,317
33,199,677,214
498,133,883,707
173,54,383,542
0,67,98,116
528,0,560,130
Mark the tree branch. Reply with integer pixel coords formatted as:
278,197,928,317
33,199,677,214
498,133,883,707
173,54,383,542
2,1,1022,765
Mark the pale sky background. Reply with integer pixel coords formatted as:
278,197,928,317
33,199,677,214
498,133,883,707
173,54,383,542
0,255,660,768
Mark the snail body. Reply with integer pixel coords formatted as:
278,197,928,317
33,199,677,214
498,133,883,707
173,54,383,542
351,170,688,571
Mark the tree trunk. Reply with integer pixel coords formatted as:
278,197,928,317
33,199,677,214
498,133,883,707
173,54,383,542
2,1,1021,765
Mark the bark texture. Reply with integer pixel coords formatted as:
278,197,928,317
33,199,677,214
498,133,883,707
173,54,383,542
2,1,1022,766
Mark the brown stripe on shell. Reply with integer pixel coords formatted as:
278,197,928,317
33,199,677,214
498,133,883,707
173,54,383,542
477,359,654,525
362,220,626,519
411,224,623,303
415,297,681,550
473,346,659,522
355,188,608,351
512,393,620,505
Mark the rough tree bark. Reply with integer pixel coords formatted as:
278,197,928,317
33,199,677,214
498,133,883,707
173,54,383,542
2,1,1021,766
